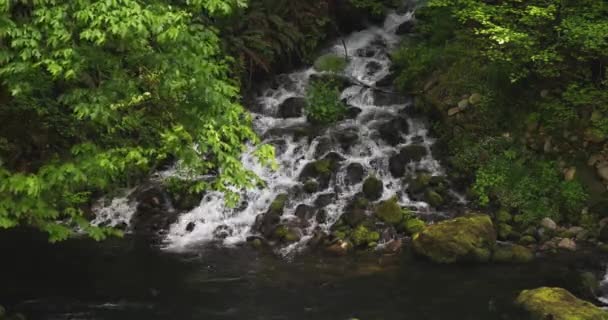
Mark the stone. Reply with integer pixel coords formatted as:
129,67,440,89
362,176,384,201
373,91,410,106
597,165,608,181
493,245,534,264
278,97,306,118
564,167,577,181
345,163,365,185
403,218,425,235
425,190,444,207
457,99,469,110
351,225,380,247
389,145,428,177
447,107,462,116
332,126,359,150
130,184,179,238
468,93,482,105
295,204,317,221
540,217,558,231
515,287,608,320
558,238,577,251
497,223,513,240
314,193,335,208
407,173,431,194
378,117,409,145
346,106,362,119
185,222,196,232
342,197,369,227
365,61,383,76
588,154,603,166
303,179,319,193
382,239,403,254
395,20,415,35
412,214,496,264
375,198,403,225
273,225,301,243
326,240,353,256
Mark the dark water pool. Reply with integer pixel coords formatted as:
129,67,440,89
1,229,605,320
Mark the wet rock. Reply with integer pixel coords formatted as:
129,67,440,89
343,197,369,227
395,20,415,35
295,204,317,221
316,209,329,224
299,155,342,189
403,218,425,235
558,238,577,251
253,194,288,237
185,222,196,232
332,126,359,150
303,179,319,193
425,190,444,207
130,184,179,237
412,214,496,264
265,123,319,140
447,107,462,116
515,287,608,320
407,173,432,194
519,235,537,245
346,106,362,119
375,72,396,88
378,117,409,145
362,176,384,200
309,73,355,91
492,244,534,264
389,145,428,177
375,198,403,225
273,225,301,243
373,91,409,106
326,240,353,256
351,224,380,247
313,136,333,158
314,193,335,208
345,163,366,185
213,225,233,239
366,61,383,76
278,97,306,118
540,217,558,231
497,223,513,240
468,93,482,105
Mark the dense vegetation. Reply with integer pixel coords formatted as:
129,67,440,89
393,0,607,227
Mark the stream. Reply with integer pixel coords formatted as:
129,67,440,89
3,5,608,320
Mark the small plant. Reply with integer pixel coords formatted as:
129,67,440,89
313,54,348,73
305,81,347,124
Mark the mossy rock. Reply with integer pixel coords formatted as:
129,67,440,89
303,179,319,193
408,173,432,194
273,225,300,243
496,209,513,223
515,287,608,320
403,218,425,235
425,190,444,207
351,225,380,247
375,198,403,225
497,223,513,240
314,54,348,73
362,176,383,200
412,214,496,264
268,194,289,216
493,245,534,264
520,235,537,245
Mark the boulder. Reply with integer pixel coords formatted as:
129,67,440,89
362,176,384,200
253,194,288,237
345,163,366,185
515,287,608,320
299,154,343,189
412,214,496,263
314,193,335,208
346,106,362,119
332,127,359,150
342,197,369,226
389,145,428,177
351,225,380,247
295,204,317,221
558,238,577,251
326,240,353,256
130,184,179,238
492,245,534,263
425,190,444,207
403,218,425,235
373,91,410,106
540,217,558,231
278,97,307,118
468,93,482,105
395,20,415,35
378,117,409,145
365,61,383,76
375,198,403,225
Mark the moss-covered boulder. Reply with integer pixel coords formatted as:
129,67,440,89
299,154,342,189
351,225,380,247
268,194,289,216
403,218,426,235
412,214,496,263
375,198,403,225
492,245,534,263
515,287,608,320
314,54,347,73
425,189,444,207
362,176,383,200
273,225,301,243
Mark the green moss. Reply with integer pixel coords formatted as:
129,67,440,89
314,54,347,73
516,287,608,320
412,214,496,264
425,190,444,207
404,218,425,235
313,159,332,174
520,235,537,245
375,198,403,225
273,225,300,243
333,230,348,240
269,193,289,215
496,209,513,223
497,223,513,240
363,176,383,200
354,196,369,209
351,225,380,247
493,245,534,263
408,173,432,193
303,179,319,193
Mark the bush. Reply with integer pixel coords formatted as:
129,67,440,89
305,81,347,124
313,54,348,73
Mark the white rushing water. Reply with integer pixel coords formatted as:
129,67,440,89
160,8,446,252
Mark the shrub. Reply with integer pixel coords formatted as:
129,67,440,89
305,81,347,124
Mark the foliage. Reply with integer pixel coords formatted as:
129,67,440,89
0,0,276,241
313,53,347,73
305,80,346,124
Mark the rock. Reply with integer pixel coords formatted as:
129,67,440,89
589,154,603,166
497,223,513,240
314,193,335,208
332,126,359,150
130,184,179,238
375,198,403,225
407,173,431,194
425,190,444,207
515,287,608,320
362,176,383,201
351,225,380,247
326,240,353,256
185,222,196,232
253,194,288,237
309,73,354,91
389,145,428,177
403,218,425,235
378,117,409,145
492,245,534,263
564,167,577,181
313,53,347,73
540,217,558,231
299,155,342,189
558,238,577,251
278,97,307,118
457,99,469,110
365,61,383,76
303,179,319,193
295,204,317,221
395,20,415,35
376,72,396,88
342,197,369,227
412,214,496,264
273,225,301,243
447,107,462,116
345,163,365,185
373,91,409,106
346,106,362,119
597,165,608,181
468,93,482,105
382,239,403,254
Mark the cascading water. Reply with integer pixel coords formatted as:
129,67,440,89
160,8,452,253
